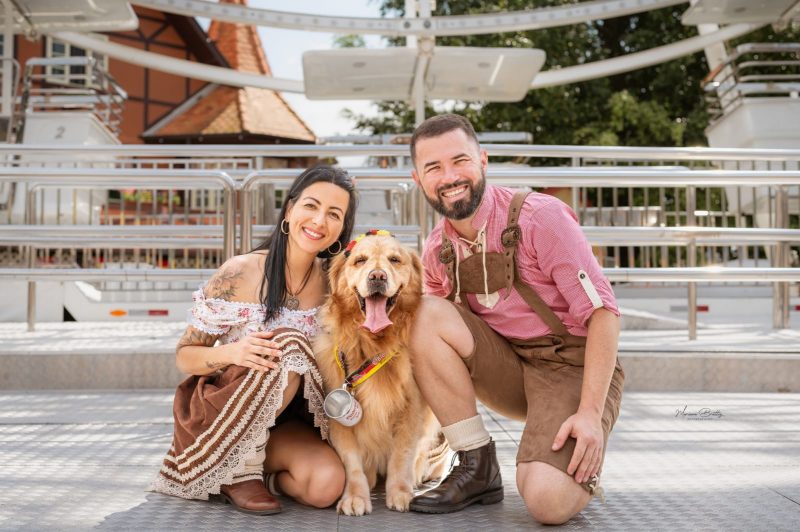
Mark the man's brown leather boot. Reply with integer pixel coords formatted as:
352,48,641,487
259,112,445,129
409,439,503,513
220,479,282,515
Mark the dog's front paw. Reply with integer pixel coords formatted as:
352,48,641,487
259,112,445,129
337,493,372,516
385,488,413,512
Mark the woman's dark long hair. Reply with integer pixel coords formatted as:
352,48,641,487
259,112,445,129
251,164,357,322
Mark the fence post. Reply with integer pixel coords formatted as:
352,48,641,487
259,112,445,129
773,185,790,328
223,186,235,260
25,186,36,331
571,156,580,214
686,186,697,340
240,177,253,256
417,186,429,242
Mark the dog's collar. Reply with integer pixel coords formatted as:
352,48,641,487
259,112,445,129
334,342,397,390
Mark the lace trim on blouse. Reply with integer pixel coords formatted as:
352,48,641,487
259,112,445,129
187,283,322,342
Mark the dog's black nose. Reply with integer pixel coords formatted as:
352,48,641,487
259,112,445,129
368,269,387,282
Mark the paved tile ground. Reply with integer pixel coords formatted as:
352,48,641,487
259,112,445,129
0,391,798,531
2,319,798,356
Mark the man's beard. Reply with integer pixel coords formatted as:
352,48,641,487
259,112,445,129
425,173,487,221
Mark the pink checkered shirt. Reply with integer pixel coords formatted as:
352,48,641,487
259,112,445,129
422,185,619,339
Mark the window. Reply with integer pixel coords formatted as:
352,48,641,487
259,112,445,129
44,36,108,87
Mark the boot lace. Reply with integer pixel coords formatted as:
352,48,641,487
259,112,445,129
442,450,471,487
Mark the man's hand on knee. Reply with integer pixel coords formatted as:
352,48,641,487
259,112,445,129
552,410,603,485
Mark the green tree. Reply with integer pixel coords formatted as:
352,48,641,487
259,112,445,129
349,0,799,149
333,34,366,48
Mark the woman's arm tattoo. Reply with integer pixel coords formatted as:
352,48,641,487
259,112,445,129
205,262,244,300
176,327,218,354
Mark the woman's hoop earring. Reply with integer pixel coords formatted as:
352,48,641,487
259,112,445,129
327,240,343,255
280,219,289,235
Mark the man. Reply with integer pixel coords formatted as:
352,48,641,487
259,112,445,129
407,114,624,525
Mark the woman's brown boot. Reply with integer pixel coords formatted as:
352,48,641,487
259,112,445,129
220,479,282,515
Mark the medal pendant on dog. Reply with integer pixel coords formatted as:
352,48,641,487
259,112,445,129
323,386,363,426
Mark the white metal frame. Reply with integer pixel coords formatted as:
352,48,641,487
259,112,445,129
44,35,109,88
132,0,687,37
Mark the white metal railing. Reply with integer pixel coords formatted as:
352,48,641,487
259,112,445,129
2,265,797,336
0,169,236,332
238,166,800,242
0,167,237,255
1,152,798,338
19,57,127,136
4,224,797,251
0,57,21,140
1,143,800,160
703,43,800,125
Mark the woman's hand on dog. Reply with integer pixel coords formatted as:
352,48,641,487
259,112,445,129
223,330,283,372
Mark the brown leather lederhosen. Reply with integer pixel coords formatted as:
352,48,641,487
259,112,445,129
438,191,624,493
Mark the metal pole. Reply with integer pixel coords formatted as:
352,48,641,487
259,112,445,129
411,1,433,240
1,0,14,123
418,184,429,242
404,0,417,49
773,185,790,328
686,186,697,340
26,188,36,331
223,187,234,260
571,156,580,213
241,181,252,255
413,0,433,127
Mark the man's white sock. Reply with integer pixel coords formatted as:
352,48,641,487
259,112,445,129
442,414,491,452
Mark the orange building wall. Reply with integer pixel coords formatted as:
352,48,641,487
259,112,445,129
107,9,212,144
12,7,213,145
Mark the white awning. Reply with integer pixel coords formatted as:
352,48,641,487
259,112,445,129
303,47,546,102
682,0,799,25
1,0,137,33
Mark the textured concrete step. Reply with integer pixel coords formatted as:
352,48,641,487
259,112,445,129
1,322,799,391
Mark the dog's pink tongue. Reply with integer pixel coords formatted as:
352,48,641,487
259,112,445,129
361,295,393,334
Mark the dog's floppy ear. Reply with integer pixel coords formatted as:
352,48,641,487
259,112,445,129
407,248,424,294
327,251,347,289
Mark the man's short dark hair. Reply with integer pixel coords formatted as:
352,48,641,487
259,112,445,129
410,113,480,165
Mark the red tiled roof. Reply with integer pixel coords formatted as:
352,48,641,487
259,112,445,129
145,0,314,143
208,0,272,76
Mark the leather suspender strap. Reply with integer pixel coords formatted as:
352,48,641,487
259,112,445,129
503,192,570,337
438,233,461,303
501,192,526,296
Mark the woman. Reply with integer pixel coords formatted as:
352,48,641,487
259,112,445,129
151,165,357,515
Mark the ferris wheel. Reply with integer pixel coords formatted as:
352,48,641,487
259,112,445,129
1,0,798,125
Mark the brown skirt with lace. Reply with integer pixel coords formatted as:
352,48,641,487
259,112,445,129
150,328,328,500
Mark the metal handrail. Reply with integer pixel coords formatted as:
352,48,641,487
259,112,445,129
2,266,796,283
604,267,800,282
0,268,215,282
2,165,797,336
0,167,237,189
582,226,800,246
240,169,417,250
0,237,225,249
0,168,237,255
703,42,800,124
0,225,226,237
726,43,800,64
22,56,128,136
0,169,236,332
4,224,799,248
238,167,800,251
0,224,425,249
2,143,800,161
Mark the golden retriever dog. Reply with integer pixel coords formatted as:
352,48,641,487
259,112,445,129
314,232,447,516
